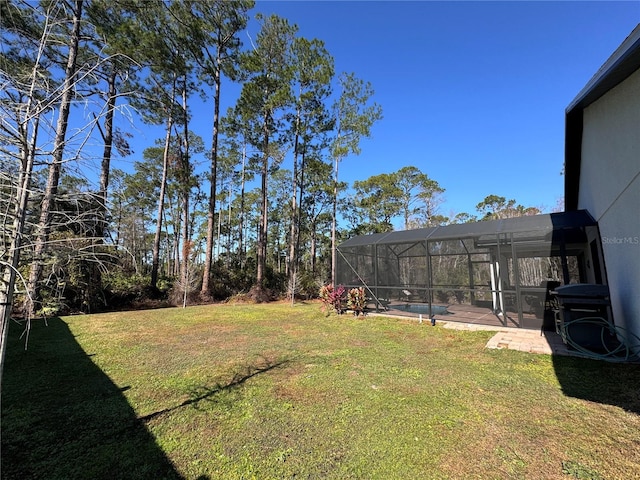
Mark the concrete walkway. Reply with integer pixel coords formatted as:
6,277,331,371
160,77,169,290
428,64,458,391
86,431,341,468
370,312,580,357
440,321,575,356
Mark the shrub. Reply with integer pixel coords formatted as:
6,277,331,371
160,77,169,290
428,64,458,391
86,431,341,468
298,271,323,299
319,284,346,315
102,272,168,310
347,287,366,316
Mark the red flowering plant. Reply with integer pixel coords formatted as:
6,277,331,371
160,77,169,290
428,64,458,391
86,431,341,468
319,284,346,315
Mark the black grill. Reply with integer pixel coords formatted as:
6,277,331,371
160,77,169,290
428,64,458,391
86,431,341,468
551,284,614,350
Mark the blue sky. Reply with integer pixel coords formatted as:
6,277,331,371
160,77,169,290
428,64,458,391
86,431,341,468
121,1,640,225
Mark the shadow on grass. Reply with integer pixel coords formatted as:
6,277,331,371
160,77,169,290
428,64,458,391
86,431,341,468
1,317,186,480
549,343,640,415
140,358,290,423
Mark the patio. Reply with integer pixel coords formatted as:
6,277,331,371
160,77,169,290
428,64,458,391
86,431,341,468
337,210,604,331
369,309,579,357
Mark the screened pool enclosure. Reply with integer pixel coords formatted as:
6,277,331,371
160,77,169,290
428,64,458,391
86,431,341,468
336,211,606,330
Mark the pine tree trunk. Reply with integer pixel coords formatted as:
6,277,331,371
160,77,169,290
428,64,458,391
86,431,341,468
238,145,246,265
256,112,270,291
288,107,301,282
310,223,318,275
97,68,116,237
295,152,306,277
150,115,173,289
0,112,40,383
179,80,191,300
226,181,232,269
202,52,221,297
331,157,339,286
150,75,176,289
26,0,84,316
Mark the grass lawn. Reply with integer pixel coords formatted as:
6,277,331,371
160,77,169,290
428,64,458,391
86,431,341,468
2,302,639,479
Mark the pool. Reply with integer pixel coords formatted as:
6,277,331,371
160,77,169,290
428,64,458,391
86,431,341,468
390,304,451,316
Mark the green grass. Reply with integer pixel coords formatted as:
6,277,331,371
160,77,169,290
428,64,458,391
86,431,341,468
2,302,640,479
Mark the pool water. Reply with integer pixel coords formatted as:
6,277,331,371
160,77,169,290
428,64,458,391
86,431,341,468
391,304,450,315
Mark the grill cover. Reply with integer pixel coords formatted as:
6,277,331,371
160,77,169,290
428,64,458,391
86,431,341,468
552,284,610,299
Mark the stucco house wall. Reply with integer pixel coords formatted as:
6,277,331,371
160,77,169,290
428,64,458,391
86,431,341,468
580,67,640,343
565,24,640,349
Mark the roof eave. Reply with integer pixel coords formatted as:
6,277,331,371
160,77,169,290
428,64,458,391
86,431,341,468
564,24,640,211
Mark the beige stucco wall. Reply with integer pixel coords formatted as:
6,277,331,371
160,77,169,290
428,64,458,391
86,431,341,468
580,67,640,347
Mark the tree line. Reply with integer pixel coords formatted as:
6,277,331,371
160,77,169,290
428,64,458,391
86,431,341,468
0,0,543,336
0,0,382,322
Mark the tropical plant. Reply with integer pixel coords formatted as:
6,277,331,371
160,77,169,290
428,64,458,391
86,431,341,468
319,284,345,315
347,287,366,316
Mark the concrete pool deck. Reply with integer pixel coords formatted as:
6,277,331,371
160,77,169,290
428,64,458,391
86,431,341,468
369,311,578,357
439,321,575,356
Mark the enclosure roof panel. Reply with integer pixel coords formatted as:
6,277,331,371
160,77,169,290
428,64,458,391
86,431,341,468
338,210,596,248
